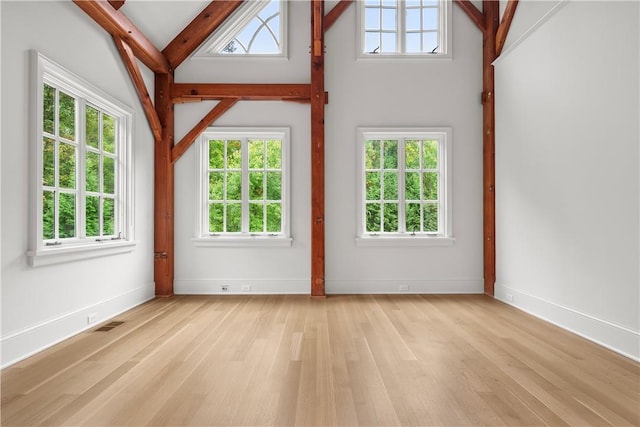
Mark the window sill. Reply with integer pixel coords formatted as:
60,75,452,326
26,240,136,267
355,236,455,247
192,236,293,248
357,53,452,61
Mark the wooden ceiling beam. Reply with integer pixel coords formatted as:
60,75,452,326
163,0,245,69
454,0,487,33
171,83,311,102
324,0,353,32
496,0,519,56
171,98,238,164
73,0,170,74
108,0,125,11
113,36,162,141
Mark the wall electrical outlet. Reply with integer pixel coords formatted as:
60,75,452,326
241,284,251,292
220,285,230,292
506,294,514,302
399,285,410,292
87,313,97,325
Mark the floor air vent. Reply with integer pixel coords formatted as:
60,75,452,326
95,321,125,332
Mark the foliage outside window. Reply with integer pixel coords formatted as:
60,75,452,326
28,52,134,266
357,128,453,245
359,0,451,58
197,0,287,57
195,128,291,247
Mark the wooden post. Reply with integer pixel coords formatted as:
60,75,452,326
482,0,499,296
154,72,175,297
310,0,326,296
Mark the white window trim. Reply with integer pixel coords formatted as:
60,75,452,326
193,127,292,247
355,127,454,247
357,0,453,60
27,51,135,266
193,0,288,59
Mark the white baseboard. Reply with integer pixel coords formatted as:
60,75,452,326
326,278,483,294
495,284,640,362
1,284,155,369
174,279,310,295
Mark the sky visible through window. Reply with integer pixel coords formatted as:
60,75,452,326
223,0,281,55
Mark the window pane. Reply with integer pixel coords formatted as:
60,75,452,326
406,0,420,7
86,106,99,149
226,204,242,232
365,7,380,29
249,172,264,200
383,172,397,199
43,84,55,135
103,156,115,194
209,172,224,200
249,139,264,169
86,152,100,192
406,8,420,31
209,203,224,232
58,143,76,189
422,7,439,30
423,172,438,200
366,203,381,232
86,195,100,237
365,171,381,200
405,172,421,200
365,32,380,53
266,172,281,200
209,140,224,169
383,140,398,169
406,32,421,53
249,203,264,232
382,9,396,31
42,190,55,240
43,138,55,187
266,203,281,232
365,0,380,5
383,202,398,232
422,32,438,53
365,140,381,169
227,172,242,200
406,203,421,233
103,198,115,235
266,140,281,169
59,192,76,238
424,203,438,232
103,114,115,154
405,140,420,169
250,27,279,54
58,91,75,141
381,32,397,53
423,139,438,168
226,140,242,169
382,0,395,7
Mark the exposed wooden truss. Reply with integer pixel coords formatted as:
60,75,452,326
171,99,238,164
76,0,516,298
454,0,519,295
310,0,326,297
72,0,170,74
75,0,352,297
162,0,244,69
171,83,312,102
113,36,162,141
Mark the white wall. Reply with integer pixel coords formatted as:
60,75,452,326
173,1,484,294
1,1,155,367
495,0,640,359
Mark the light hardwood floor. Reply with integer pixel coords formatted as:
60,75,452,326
1,295,638,426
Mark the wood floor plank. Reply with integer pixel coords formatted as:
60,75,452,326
2,295,638,427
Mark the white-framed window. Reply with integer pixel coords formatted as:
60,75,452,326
194,128,291,247
356,128,453,246
195,0,287,57
358,0,452,58
27,52,135,266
